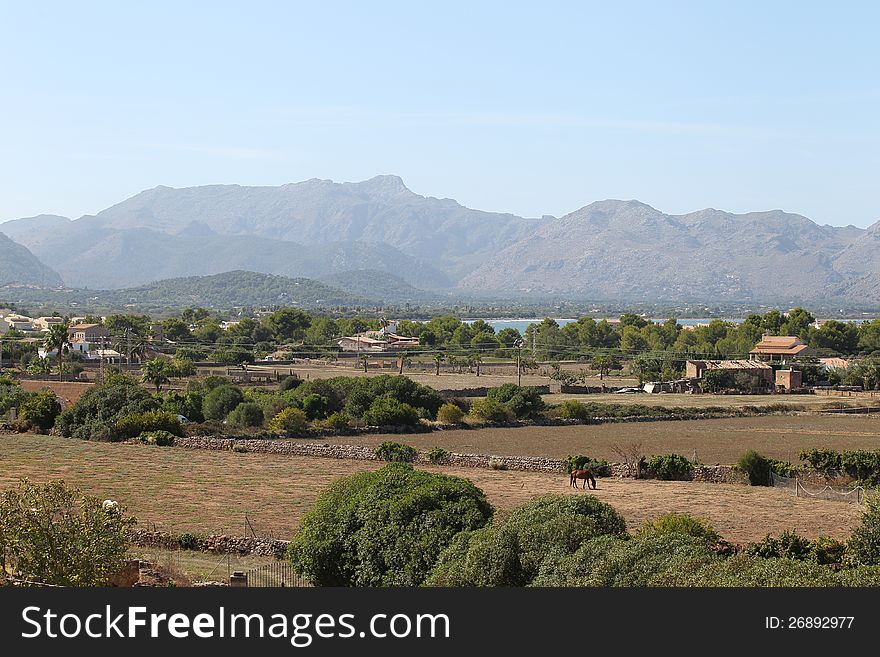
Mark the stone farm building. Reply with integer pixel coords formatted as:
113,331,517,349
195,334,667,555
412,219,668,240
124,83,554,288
337,332,420,353
749,335,816,361
685,359,775,386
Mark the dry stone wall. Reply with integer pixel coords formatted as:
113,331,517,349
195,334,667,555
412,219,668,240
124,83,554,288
173,436,744,482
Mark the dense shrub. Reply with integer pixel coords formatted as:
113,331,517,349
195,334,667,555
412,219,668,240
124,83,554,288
287,463,493,586
177,532,199,550
467,398,515,424
737,450,772,486
161,391,204,423
279,374,303,392
56,380,158,441
429,494,627,586
268,407,310,435
362,396,420,427
662,554,841,587
374,441,417,463
638,512,719,545
139,430,176,446
535,533,721,587
800,448,842,474
116,410,184,439
436,402,465,424
644,453,694,480
556,400,593,421
564,454,610,476
290,375,442,422
315,412,350,431
202,385,244,421
226,402,265,428
428,447,451,465
847,497,880,566
0,480,135,586
18,389,61,432
486,384,546,420
301,393,330,420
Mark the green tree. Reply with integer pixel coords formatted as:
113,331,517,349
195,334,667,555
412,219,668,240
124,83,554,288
162,317,192,342
287,463,493,586
590,354,621,380
43,321,71,382
141,358,174,394
0,479,135,586
18,389,62,432
202,385,244,421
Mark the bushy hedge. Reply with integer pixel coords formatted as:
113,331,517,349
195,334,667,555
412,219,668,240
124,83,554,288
428,495,627,586
116,410,184,439
556,400,594,421
644,453,694,480
202,385,244,421
638,512,719,545
467,398,515,423
268,407,309,435
287,463,493,586
362,396,420,427
486,384,546,420
56,379,158,441
564,454,610,476
374,441,417,463
428,447,451,464
436,403,465,424
800,448,880,486
139,430,176,446
18,389,62,432
226,402,265,428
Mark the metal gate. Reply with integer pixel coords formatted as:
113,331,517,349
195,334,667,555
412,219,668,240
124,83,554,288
244,562,311,587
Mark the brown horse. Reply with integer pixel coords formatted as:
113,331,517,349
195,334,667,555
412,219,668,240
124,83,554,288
570,469,596,490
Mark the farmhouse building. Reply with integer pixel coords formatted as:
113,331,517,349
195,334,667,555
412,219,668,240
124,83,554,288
337,332,421,353
749,335,815,361
685,359,774,385
67,323,111,356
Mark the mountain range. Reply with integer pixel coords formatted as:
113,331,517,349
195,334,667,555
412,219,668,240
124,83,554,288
2,175,879,304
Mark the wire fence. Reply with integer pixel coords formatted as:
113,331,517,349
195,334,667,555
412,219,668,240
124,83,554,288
244,562,310,587
771,471,875,504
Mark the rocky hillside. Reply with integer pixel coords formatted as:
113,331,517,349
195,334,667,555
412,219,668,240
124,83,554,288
0,232,63,287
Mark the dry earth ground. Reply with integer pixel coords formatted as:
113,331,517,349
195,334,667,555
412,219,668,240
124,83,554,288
0,434,863,545
316,415,880,464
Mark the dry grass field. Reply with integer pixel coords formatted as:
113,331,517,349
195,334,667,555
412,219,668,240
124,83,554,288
318,415,880,464
542,392,867,409
0,434,864,545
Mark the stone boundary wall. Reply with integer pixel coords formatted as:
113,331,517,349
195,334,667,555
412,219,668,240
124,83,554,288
127,528,289,557
173,436,745,483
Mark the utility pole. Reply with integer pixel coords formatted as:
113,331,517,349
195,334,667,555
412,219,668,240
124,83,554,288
514,338,524,387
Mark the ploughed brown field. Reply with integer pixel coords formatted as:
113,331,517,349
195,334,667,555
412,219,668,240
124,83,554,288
0,434,863,545
320,415,880,464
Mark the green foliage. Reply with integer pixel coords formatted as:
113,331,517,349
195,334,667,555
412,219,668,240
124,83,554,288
847,497,880,566
279,374,302,392
161,391,205,423
176,532,199,550
141,358,175,393
737,450,772,486
428,446,451,464
300,393,330,420
638,512,719,544
799,448,841,474
429,494,627,587
436,402,465,424
374,441,418,463
232,443,249,453
56,380,157,441
268,407,310,435
535,533,720,587
18,389,61,432
746,530,812,561
486,383,546,420
116,410,184,439
202,384,244,421
362,396,420,427
467,398,515,423
139,430,176,446
316,412,350,431
644,453,694,480
563,454,610,476
557,400,593,421
226,402,265,428
701,369,735,392
287,463,493,586
0,479,135,586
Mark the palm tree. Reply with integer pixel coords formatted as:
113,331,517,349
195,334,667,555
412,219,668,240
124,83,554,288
469,353,483,377
141,358,172,394
359,353,369,373
433,352,445,376
397,354,411,374
43,322,70,382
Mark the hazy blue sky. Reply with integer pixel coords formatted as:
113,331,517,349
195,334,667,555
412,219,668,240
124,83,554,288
2,1,878,226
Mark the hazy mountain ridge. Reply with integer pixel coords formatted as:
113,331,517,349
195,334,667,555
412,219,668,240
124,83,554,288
0,232,63,287
3,178,879,303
